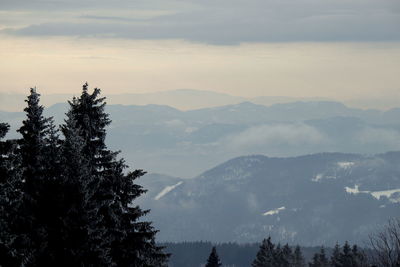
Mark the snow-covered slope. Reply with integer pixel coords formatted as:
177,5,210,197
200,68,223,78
139,152,400,245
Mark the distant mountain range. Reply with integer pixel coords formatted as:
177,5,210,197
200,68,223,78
0,89,343,112
138,152,400,246
2,100,400,177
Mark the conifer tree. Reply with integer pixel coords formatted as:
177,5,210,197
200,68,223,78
293,245,305,267
340,241,353,267
330,243,342,267
0,123,22,266
275,243,283,264
66,83,168,266
16,87,55,265
275,243,289,267
318,247,329,267
281,243,292,267
205,246,222,267
18,88,52,186
57,112,110,266
351,244,367,267
0,85,167,265
252,237,276,267
309,247,329,267
309,253,321,267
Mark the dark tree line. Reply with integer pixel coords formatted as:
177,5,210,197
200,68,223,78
309,242,368,267
0,85,168,266
252,237,305,267
162,241,260,267
251,237,370,267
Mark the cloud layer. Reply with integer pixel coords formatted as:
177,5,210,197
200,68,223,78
1,0,399,44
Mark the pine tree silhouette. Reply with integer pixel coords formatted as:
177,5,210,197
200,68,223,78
252,237,276,267
0,85,168,266
205,246,222,267
66,83,168,266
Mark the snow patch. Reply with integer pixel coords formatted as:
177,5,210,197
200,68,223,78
371,189,400,202
312,173,324,182
345,185,400,203
154,181,183,200
263,206,285,216
337,161,355,169
312,173,337,182
345,185,363,194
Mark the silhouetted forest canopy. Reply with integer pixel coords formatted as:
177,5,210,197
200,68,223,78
0,84,168,266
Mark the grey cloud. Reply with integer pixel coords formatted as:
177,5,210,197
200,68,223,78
79,15,143,22
1,0,400,44
0,0,215,11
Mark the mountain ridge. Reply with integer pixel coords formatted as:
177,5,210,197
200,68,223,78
139,151,400,245
2,100,400,177
0,89,394,112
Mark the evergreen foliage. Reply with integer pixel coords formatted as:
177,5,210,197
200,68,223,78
0,85,168,266
252,237,306,267
16,88,55,265
293,245,306,267
330,243,342,267
252,237,276,267
205,246,222,267
0,123,22,266
340,242,353,267
57,111,107,266
308,247,329,267
282,244,293,267
66,83,168,266
309,242,368,267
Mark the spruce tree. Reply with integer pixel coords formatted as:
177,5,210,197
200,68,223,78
309,247,329,267
351,244,366,267
205,246,222,267
309,253,321,267
318,247,329,267
0,85,168,265
57,112,109,266
66,83,168,266
293,245,305,267
16,87,54,265
252,237,276,267
281,243,292,267
274,243,286,267
340,241,353,267
330,243,342,267
0,123,22,266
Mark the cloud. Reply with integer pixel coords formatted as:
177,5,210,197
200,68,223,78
1,0,399,44
226,123,327,149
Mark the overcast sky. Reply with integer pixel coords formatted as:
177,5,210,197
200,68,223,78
1,0,400,108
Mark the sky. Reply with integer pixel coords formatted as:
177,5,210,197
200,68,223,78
1,0,400,109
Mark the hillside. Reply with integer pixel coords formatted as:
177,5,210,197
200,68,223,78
139,152,400,245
